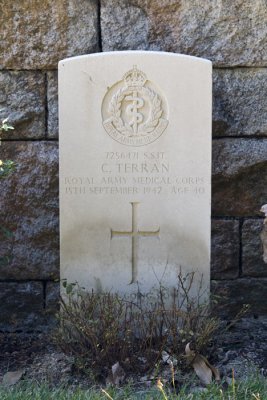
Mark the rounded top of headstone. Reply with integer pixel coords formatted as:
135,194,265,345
58,51,212,69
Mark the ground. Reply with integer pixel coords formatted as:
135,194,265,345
0,317,266,390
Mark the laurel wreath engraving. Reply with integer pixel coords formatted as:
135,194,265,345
142,88,163,134
108,86,163,136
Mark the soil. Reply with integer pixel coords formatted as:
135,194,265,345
0,317,266,389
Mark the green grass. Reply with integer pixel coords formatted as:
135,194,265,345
0,373,266,400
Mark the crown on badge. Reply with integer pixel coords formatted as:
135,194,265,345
123,65,147,88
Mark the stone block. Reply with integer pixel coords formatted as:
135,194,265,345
212,139,267,216
0,71,45,139
45,281,60,328
0,282,44,331
45,281,60,314
211,278,267,318
211,219,239,279
101,0,267,66
0,142,59,280
47,71,58,138
213,69,267,136
101,2,148,52
242,219,267,277
0,0,99,69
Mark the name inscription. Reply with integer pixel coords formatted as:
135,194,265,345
63,151,208,197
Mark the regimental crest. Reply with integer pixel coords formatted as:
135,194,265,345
101,66,169,146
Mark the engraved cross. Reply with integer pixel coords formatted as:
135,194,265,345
111,202,160,284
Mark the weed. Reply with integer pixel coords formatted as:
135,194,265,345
0,372,266,400
0,116,14,178
54,272,219,379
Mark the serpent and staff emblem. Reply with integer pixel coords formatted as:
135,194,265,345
102,66,169,146
125,91,144,134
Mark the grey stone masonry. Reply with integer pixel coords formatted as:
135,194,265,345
47,71,58,139
212,139,267,217
212,278,267,317
101,0,267,67
211,219,240,280
213,69,267,137
0,282,44,331
242,219,267,277
0,142,59,281
0,0,99,69
0,71,46,139
46,282,60,315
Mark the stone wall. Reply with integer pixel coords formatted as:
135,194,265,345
0,0,266,331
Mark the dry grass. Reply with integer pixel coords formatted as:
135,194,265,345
54,272,220,377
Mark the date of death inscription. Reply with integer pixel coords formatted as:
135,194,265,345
63,151,209,196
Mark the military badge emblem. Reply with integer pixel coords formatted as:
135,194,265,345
102,66,169,146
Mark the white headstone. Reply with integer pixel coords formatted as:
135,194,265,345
59,51,212,301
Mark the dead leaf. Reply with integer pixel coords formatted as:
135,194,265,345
2,370,24,386
185,343,220,385
260,204,267,219
162,350,178,366
191,354,212,385
106,362,125,386
208,363,221,382
162,350,171,364
185,343,195,362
